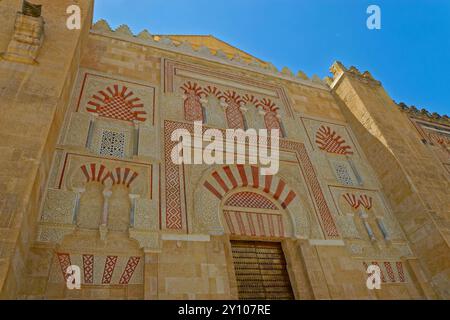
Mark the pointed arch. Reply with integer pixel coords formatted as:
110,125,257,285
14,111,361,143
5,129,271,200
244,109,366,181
221,189,291,238
180,81,205,122
203,165,297,209
80,163,110,185
256,98,285,136
219,90,246,130
87,84,147,122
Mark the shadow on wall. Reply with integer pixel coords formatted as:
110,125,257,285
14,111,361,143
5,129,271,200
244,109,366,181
333,94,445,297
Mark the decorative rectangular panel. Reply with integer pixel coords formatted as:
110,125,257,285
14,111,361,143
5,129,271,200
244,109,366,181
362,261,407,283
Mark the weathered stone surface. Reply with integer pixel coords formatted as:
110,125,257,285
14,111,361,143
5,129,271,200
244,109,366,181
0,1,447,300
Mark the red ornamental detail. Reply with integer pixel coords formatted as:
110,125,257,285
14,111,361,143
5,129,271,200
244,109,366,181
288,141,339,237
429,133,450,156
181,81,204,122
384,262,396,282
221,90,245,130
343,193,373,210
101,256,118,284
433,135,444,145
82,254,94,284
257,98,278,113
363,261,369,278
164,121,192,229
109,167,139,188
257,98,282,132
316,125,353,155
227,102,246,129
203,85,222,98
220,90,244,105
57,253,72,281
242,94,258,105
203,165,297,210
87,84,147,123
364,261,387,283
80,164,110,184
163,121,340,238
396,262,406,282
343,193,360,209
429,133,449,146
264,112,282,131
119,256,141,285
359,194,373,210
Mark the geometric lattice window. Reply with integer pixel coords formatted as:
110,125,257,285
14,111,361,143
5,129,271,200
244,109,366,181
225,192,278,210
334,163,354,186
99,130,125,158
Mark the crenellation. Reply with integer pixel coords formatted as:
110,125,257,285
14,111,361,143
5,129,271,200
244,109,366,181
90,19,331,89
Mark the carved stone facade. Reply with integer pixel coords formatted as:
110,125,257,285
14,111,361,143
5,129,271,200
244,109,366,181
0,0,448,300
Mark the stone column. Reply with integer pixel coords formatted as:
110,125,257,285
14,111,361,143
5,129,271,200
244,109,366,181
200,97,208,124
101,189,112,226
128,194,140,227
100,188,112,240
376,217,390,241
359,209,376,242
347,156,363,185
72,188,85,224
85,113,98,149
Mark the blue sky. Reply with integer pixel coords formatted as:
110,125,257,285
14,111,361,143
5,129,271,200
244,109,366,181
94,0,450,115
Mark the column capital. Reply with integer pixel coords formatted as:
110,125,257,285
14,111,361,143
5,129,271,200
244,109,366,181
102,189,113,198
128,194,141,200
72,187,86,194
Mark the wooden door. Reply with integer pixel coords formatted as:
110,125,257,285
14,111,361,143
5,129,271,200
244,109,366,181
230,241,294,300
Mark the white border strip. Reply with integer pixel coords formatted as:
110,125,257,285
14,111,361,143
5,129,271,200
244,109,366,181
161,234,211,242
309,239,345,246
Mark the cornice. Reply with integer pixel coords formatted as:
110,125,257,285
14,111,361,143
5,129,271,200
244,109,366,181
396,102,449,126
90,19,330,92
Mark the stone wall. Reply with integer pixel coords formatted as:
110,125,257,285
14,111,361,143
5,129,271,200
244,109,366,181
0,0,94,298
330,62,448,298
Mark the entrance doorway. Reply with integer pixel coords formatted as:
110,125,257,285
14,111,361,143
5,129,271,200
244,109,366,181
230,240,294,300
